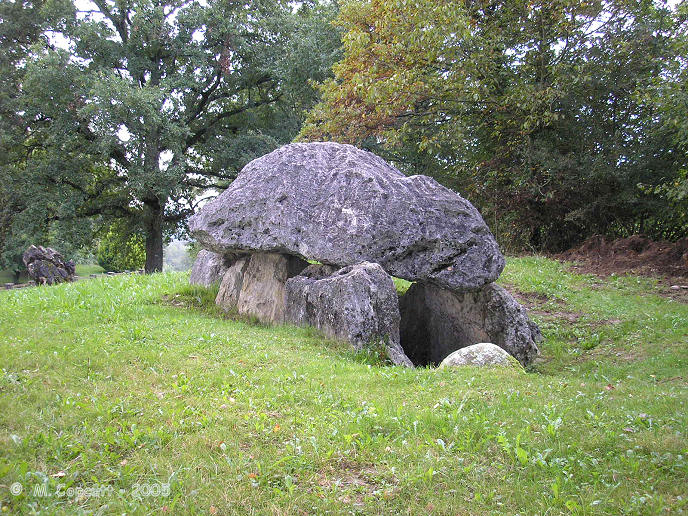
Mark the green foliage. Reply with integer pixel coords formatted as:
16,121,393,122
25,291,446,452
1,0,340,272
0,269,24,284
302,0,686,250
0,259,686,513
186,241,202,262
0,0,50,276
392,276,411,296
96,227,146,272
640,2,688,229
0,182,25,278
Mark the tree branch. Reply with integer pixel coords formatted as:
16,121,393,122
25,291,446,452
91,0,129,44
185,94,282,150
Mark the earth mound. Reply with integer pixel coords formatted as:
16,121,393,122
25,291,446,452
558,235,688,279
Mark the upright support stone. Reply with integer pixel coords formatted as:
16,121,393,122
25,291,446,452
215,256,250,309
190,250,235,286
285,263,413,367
216,253,308,324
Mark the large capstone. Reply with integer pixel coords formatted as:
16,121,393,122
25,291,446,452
215,253,308,324
22,245,75,285
285,263,413,367
189,250,234,286
189,142,504,292
399,282,541,366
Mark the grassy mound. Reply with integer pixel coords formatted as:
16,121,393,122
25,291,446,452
1,257,686,514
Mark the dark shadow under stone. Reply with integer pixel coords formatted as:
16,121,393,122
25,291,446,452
398,282,540,367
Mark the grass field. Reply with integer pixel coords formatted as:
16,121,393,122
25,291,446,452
0,257,686,514
74,264,106,277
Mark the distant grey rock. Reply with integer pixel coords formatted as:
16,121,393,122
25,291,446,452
189,250,234,286
439,343,521,368
399,282,540,366
22,245,75,285
285,262,413,367
215,253,307,323
189,142,504,292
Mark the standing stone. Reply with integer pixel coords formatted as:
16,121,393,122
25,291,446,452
215,253,308,324
215,256,250,308
22,245,75,285
190,249,235,287
189,142,504,292
439,343,522,368
399,282,540,366
285,262,413,367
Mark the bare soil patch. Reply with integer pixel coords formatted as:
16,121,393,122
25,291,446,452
313,459,398,504
556,235,688,301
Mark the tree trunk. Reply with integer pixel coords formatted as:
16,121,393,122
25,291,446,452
144,201,164,274
142,118,164,273
529,226,542,251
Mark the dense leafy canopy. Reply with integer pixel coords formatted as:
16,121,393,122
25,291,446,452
644,1,688,224
0,0,340,272
301,0,687,250
0,0,49,276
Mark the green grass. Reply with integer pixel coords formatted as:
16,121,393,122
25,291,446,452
0,256,686,514
74,264,105,276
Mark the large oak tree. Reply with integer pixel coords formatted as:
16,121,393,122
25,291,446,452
2,0,339,272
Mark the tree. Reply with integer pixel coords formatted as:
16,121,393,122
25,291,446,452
6,0,340,272
0,0,50,278
643,1,688,231
301,0,684,250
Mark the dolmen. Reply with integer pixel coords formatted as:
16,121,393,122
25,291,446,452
189,142,540,367
23,245,76,285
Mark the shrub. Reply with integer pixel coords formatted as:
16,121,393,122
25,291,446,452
96,228,145,272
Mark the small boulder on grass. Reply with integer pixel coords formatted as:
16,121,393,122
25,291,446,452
438,343,522,369
22,245,75,285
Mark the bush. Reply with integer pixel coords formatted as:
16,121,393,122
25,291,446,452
96,228,145,272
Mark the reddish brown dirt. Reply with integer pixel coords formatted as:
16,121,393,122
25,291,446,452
556,235,688,301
